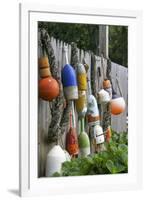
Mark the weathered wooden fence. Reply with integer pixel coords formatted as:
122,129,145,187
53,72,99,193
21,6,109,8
38,37,128,177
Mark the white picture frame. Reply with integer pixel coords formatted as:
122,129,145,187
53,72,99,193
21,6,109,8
19,3,143,197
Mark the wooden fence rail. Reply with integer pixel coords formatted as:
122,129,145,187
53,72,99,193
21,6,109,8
38,36,128,177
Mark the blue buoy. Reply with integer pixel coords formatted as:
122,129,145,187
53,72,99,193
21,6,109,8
62,46,78,100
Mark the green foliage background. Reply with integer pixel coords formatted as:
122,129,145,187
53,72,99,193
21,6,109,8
38,22,128,67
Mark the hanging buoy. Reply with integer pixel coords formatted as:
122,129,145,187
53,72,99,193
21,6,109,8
103,79,111,89
75,90,87,118
45,145,66,177
93,125,105,144
103,79,112,99
66,109,79,156
78,118,90,157
111,96,126,115
105,126,112,143
76,63,87,90
87,80,100,126
87,94,100,126
98,89,111,104
62,46,78,100
110,89,126,115
38,56,59,101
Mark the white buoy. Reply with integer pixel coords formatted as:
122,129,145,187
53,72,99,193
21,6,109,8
45,145,66,177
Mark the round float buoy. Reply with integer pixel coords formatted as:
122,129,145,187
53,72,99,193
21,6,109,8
110,90,126,115
38,56,59,101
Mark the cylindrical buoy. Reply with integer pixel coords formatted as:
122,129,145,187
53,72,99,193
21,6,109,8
78,118,90,157
38,56,59,101
45,145,66,177
98,89,111,104
87,80,100,126
62,46,78,100
93,125,105,144
75,90,87,118
76,63,87,90
87,95,100,126
66,110,79,156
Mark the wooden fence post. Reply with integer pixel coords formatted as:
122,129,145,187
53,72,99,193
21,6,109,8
99,25,109,59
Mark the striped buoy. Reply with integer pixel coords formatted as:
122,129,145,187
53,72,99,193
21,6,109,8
93,125,105,144
62,46,78,100
78,118,90,157
76,63,87,90
110,89,126,115
38,56,60,101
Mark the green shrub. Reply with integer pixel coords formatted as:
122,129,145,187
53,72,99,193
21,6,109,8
52,131,128,177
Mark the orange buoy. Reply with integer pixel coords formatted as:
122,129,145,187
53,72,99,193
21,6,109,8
110,90,126,115
39,77,60,101
105,126,112,143
103,79,111,89
38,56,59,101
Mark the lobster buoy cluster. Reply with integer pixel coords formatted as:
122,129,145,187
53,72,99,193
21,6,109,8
41,45,126,177
38,56,60,101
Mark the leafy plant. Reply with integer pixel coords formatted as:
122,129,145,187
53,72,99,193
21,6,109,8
52,131,128,177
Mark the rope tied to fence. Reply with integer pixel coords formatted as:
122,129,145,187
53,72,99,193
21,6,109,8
40,28,64,143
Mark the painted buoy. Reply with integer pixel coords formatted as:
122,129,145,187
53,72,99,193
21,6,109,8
45,145,66,177
39,77,60,101
76,63,87,90
87,94,100,126
62,46,78,100
93,125,105,144
78,119,90,157
98,89,110,104
66,111,79,156
38,56,59,101
75,90,87,118
103,79,111,89
111,97,126,115
110,90,126,115
38,56,51,78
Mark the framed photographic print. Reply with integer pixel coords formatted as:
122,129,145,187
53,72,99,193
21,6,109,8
19,3,143,197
